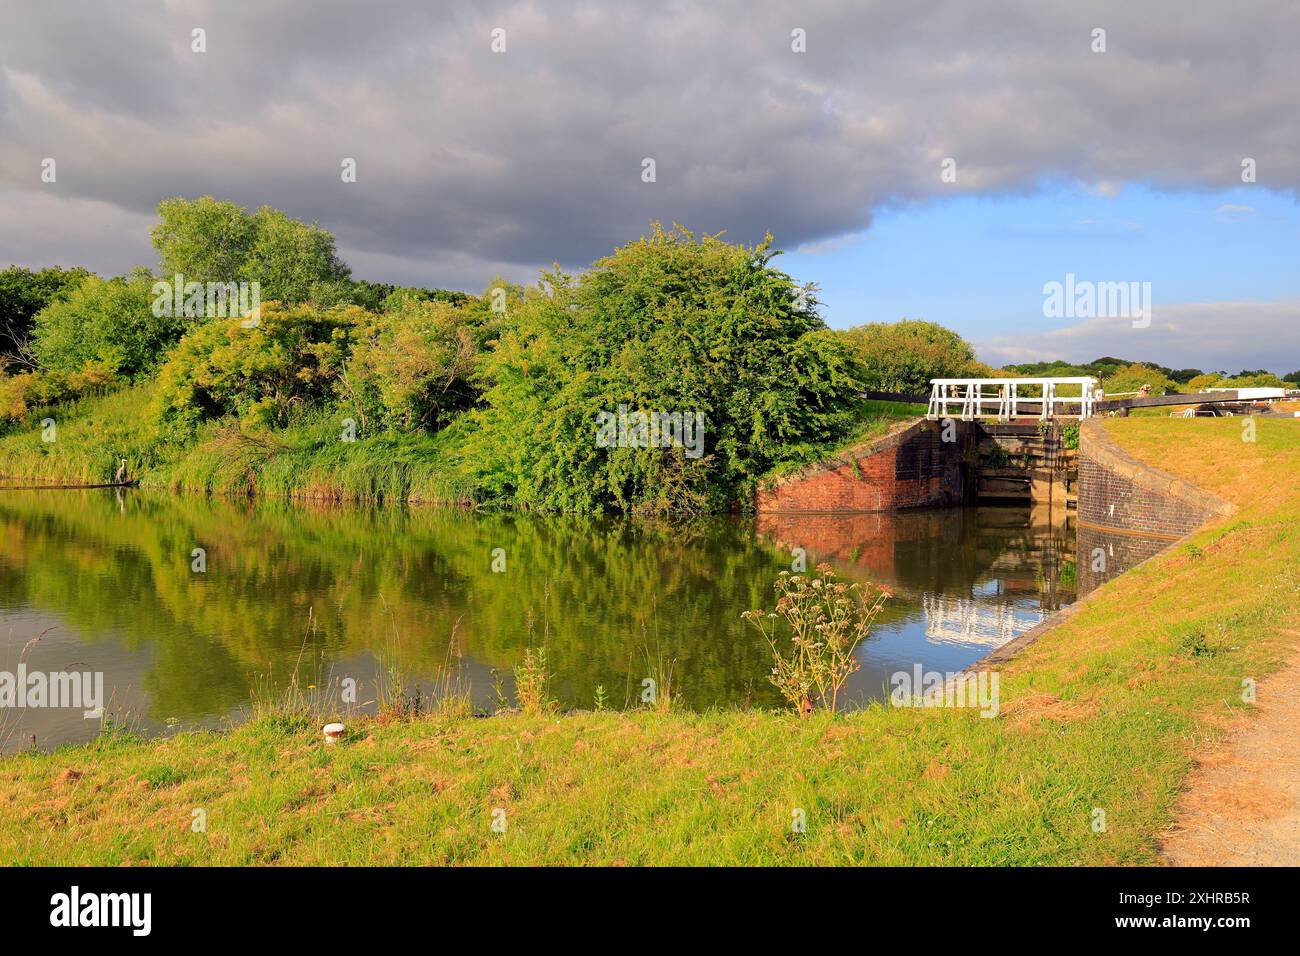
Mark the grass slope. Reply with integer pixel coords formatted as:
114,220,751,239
0,386,472,503
1,418,1297,865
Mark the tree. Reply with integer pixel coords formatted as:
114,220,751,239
1102,363,1178,396
244,205,351,303
1284,371,1300,385
839,319,977,394
152,197,256,284
30,270,179,378
0,265,92,367
1185,373,1223,392
1221,371,1286,389
461,226,864,512
151,197,350,303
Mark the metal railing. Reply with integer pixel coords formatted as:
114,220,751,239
926,377,1099,421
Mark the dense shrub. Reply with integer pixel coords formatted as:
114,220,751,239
1221,372,1286,389
339,298,481,432
839,319,978,394
1184,373,1222,392
460,226,864,512
0,362,116,423
30,271,181,378
152,302,357,433
1185,371,1285,391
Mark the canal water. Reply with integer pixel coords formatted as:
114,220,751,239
0,490,1078,751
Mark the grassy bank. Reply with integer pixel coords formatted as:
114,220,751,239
1,417,1298,864
0,388,921,503
0,384,473,503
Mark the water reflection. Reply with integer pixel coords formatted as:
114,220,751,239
0,491,1075,750
1076,520,1175,596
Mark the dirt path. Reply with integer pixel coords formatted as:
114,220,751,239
1163,639,1300,866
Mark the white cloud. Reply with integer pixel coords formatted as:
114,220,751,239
978,298,1300,373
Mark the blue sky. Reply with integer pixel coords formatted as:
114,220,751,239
782,184,1300,371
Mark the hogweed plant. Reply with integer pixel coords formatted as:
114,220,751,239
743,564,890,716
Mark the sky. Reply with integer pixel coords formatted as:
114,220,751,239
1,0,1297,373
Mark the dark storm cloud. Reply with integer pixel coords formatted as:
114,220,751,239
1,0,1297,287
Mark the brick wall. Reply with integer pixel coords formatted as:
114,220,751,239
755,419,972,513
1075,420,1234,594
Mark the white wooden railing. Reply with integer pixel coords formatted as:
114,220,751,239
926,377,1099,421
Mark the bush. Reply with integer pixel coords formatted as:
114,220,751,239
338,298,480,432
1221,372,1286,389
1102,363,1178,396
839,319,978,395
152,301,357,433
461,226,864,512
29,271,178,378
1184,373,1223,392
0,362,117,424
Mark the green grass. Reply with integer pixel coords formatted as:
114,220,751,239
154,409,474,504
0,385,472,503
840,399,926,444
0,384,163,485
2,418,1297,865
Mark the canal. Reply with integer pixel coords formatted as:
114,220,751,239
0,490,1078,751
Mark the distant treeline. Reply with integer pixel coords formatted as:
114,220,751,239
1002,358,1297,393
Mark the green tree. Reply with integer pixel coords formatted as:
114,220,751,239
1185,373,1223,392
461,226,864,513
1102,363,1178,396
1220,371,1286,389
152,197,256,285
151,197,349,303
244,205,350,302
30,270,179,378
339,298,482,432
839,319,978,394
0,265,92,367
